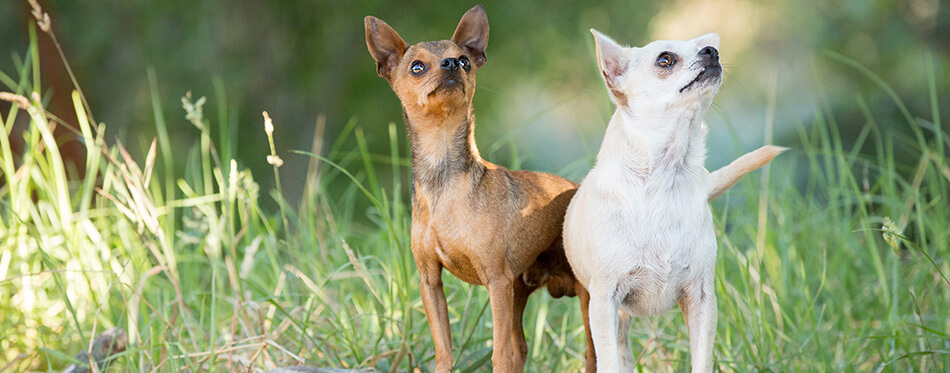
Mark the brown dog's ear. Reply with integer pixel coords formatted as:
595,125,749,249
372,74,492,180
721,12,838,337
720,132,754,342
365,16,408,80
590,29,627,89
452,5,489,68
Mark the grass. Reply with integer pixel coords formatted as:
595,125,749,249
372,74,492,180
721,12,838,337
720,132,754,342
1,12,949,373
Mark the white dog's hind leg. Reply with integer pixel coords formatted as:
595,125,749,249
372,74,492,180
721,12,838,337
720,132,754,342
617,310,635,372
588,286,621,372
680,285,718,372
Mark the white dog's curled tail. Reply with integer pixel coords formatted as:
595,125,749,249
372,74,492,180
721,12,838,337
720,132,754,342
708,145,789,201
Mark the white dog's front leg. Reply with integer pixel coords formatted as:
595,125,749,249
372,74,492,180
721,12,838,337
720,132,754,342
680,285,717,372
617,310,635,371
589,286,620,372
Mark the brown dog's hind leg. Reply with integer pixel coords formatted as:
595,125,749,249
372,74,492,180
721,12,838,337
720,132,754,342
417,261,454,373
510,277,537,371
576,281,597,373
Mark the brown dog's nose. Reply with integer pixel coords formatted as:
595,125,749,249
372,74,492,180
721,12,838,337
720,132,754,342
441,57,461,71
699,46,719,61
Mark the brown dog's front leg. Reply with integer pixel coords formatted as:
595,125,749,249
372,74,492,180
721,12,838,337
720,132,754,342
575,281,597,373
510,277,536,372
418,261,453,372
488,277,515,372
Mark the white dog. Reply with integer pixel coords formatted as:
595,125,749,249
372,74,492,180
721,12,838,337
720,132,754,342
564,31,774,372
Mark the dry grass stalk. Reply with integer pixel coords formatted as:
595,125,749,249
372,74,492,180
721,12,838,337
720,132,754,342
341,238,383,305
28,0,51,32
0,92,31,108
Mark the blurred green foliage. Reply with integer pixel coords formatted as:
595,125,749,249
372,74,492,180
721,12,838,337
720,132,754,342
2,1,950,371
1,0,945,206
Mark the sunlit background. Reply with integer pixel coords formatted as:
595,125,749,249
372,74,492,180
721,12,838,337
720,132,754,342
1,0,946,205
1,1,949,370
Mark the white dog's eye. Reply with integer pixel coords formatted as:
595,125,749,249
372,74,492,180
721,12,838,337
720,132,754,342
656,52,676,68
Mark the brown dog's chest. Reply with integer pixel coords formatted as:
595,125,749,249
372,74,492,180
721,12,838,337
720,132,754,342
430,226,486,285
412,214,491,285
410,169,577,286
413,200,494,285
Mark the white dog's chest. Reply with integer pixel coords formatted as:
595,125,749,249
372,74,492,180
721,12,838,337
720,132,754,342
566,169,717,314
611,195,715,313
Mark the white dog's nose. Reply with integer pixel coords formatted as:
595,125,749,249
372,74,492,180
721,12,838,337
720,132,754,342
699,46,719,61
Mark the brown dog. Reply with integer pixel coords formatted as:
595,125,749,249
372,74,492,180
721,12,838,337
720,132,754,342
365,6,588,372
365,5,783,372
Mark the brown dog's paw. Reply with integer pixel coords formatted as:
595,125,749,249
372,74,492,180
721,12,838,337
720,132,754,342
544,274,577,298
522,268,548,288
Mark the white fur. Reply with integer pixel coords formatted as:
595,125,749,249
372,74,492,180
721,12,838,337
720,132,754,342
564,31,723,372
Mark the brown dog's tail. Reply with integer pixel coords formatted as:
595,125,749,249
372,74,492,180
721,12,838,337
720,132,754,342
708,145,788,201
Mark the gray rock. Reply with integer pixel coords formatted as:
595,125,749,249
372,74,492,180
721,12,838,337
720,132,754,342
62,328,128,373
268,368,368,373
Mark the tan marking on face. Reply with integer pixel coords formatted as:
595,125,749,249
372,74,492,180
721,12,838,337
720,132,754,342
610,88,629,107
391,41,477,122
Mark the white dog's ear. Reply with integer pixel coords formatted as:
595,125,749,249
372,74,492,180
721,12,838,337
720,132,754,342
691,33,721,50
590,29,628,90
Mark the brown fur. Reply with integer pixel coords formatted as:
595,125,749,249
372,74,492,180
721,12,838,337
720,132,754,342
365,6,593,372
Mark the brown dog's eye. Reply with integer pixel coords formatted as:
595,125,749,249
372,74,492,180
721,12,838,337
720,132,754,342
656,52,675,68
410,61,427,75
459,55,471,71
